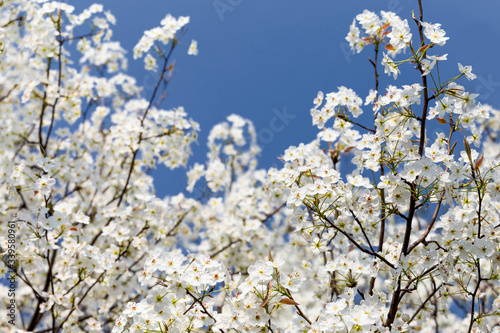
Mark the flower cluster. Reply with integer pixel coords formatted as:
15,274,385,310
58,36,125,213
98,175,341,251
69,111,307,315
1,2,500,333
0,1,198,331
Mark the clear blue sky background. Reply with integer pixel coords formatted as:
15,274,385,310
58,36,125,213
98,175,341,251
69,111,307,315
71,0,500,197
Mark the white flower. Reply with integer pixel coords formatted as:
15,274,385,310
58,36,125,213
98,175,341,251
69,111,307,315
313,91,324,108
356,10,381,35
248,260,274,282
422,22,449,46
458,63,477,80
34,175,56,196
11,162,26,181
420,58,436,76
428,53,448,61
346,19,362,53
365,89,377,105
388,19,411,51
188,39,198,56
74,211,90,224
144,53,157,71
347,174,373,188
381,53,400,79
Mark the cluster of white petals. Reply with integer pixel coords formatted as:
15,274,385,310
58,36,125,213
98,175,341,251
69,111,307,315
1,2,499,333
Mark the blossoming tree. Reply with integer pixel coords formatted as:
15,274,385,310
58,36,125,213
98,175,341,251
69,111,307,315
1,0,500,332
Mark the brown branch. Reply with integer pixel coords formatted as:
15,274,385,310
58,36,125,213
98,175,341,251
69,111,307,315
259,203,286,224
210,239,242,259
386,0,428,328
185,289,225,333
116,146,140,207
285,288,312,325
337,115,375,133
348,207,375,253
314,209,396,270
407,199,442,253
408,283,443,324
468,265,483,333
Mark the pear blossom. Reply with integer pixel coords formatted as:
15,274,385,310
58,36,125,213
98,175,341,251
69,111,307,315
2,2,500,332
187,39,198,55
458,62,477,80
388,19,412,51
422,21,449,46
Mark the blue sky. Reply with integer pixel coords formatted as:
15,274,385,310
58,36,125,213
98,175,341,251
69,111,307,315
71,0,500,197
